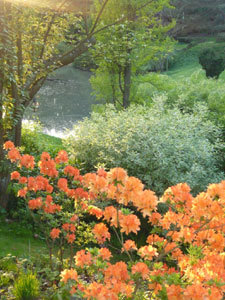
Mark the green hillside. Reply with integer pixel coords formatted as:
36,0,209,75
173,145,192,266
165,39,225,80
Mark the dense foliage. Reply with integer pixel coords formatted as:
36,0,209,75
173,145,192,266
199,47,225,78
134,71,225,129
64,104,224,196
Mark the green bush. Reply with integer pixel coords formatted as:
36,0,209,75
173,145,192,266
64,103,224,196
199,47,225,78
13,271,40,300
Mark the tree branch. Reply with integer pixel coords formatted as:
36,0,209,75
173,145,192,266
39,14,56,59
90,0,110,35
16,30,23,81
39,0,71,59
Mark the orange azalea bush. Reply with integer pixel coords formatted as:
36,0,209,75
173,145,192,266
4,141,225,300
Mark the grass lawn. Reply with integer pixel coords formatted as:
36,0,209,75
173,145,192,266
0,218,47,258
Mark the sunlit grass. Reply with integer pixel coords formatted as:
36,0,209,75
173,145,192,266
165,40,225,80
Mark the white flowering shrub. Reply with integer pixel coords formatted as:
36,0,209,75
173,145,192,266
64,102,224,195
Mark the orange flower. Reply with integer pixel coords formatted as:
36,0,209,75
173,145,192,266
146,234,164,245
208,232,225,252
89,206,103,219
41,152,51,161
60,268,78,283
119,214,140,235
162,183,193,210
66,233,76,244
19,176,27,184
183,284,207,300
103,206,118,227
166,284,183,300
64,165,79,177
107,167,127,184
180,227,195,243
161,210,178,230
207,181,225,200
70,214,78,222
83,282,113,300
148,212,162,225
17,188,27,198
43,200,61,214
3,141,15,150
46,195,53,203
69,224,76,233
106,183,117,199
11,171,20,180
83,173,97,188
104,261,130,283
75,250,92,267
133,189,157,217
72,168,81,181
27,177,35,190
57,178,68,192
39,159,58,177
138,245,158,260
28,198,43,210
93,223,111,244
97,168,107,178
131,262,149,279
20,154,35,169
122,240,137,252
122,176,144,205
99,248,112,261
93,176,108,193
164,242,177,254
55,150,68,164
50,228,61,239
207,286,224,300
8,148,21,162
62,223,70,231
74,188,89,200
46,184,53,193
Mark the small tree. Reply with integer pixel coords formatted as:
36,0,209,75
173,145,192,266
90,0,175,108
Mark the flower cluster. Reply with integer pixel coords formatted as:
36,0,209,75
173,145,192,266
5,141,225,300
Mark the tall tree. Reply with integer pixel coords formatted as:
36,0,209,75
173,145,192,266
90,0,174,108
